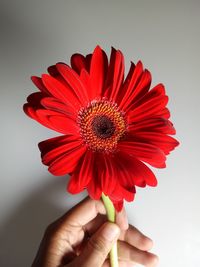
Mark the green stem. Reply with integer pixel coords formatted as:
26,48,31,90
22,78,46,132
101,193,118,267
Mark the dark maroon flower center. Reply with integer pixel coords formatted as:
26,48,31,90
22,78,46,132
91,115,115,139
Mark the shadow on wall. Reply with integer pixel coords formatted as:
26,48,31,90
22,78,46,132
0,176,85,267
0,0,56,81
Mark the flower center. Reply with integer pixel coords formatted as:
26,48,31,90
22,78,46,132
91,115,115,139
78,100,127,152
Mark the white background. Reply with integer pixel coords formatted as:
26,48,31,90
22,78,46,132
0,0,200,266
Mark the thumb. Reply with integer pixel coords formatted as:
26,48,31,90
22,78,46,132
71,222,120,267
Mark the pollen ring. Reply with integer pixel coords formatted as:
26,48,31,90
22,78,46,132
77,100,127,152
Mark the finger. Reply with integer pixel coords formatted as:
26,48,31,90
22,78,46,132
58,197,106,229
84,203,128,234
116,207,129,230
71,222,120,267
73,215,107,256
103,259,135,267
118,241,159,267
43,197,107,255
121,224,153,251
84,214,107,235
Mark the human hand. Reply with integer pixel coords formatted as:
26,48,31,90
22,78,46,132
32,197,158,267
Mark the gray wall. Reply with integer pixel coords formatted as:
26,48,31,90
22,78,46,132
0,0,199,266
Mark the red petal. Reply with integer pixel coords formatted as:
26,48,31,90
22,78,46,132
114,152,157,187
122,62,135,88
79,68,93,100
129,157,157,187
36,109,79,135
41,139,83,166
42,74,81,110
89,46,108,98
106,50,124,100
122,69,152,112
71,53,87,74
115,62,135,104
106,48,124,101
23,104,41,121
48,64,89,107
112,153,137,189
31,76,49,95
119,61,144,109
113,152,145,188
131,83,166,109
100,155,117,195
48,144,86,176
132,132,179,155
26,92,44,108
48,115,78,134
157,107,170,119
39,135,76,157
56,63,89,105
129,117,176,135
100,185,134,212
118,140,166,168
48,64,61,77
112,200,124,212
105,47,117,87
87,153,102,200
85,54,92,71
67,176,84,194
41,97,77,119
67,150,94,194
128,93,168,123
100,154,135,209
116,183,135,202
70,53,92,74
87,177,102,200
47,65,84,110
23,92,45,120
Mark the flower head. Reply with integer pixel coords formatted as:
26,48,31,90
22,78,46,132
24,46,179,211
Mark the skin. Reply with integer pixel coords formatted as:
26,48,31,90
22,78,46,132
32,197,158,267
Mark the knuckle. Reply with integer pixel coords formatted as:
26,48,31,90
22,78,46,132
87,237,108,255
45,223,54,236
44,221,61,240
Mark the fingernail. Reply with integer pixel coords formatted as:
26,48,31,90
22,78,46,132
102,223,120,242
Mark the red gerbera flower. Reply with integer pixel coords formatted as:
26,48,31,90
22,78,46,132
24,46,179,211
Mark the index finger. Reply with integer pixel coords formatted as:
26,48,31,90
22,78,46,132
59,197,106,228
